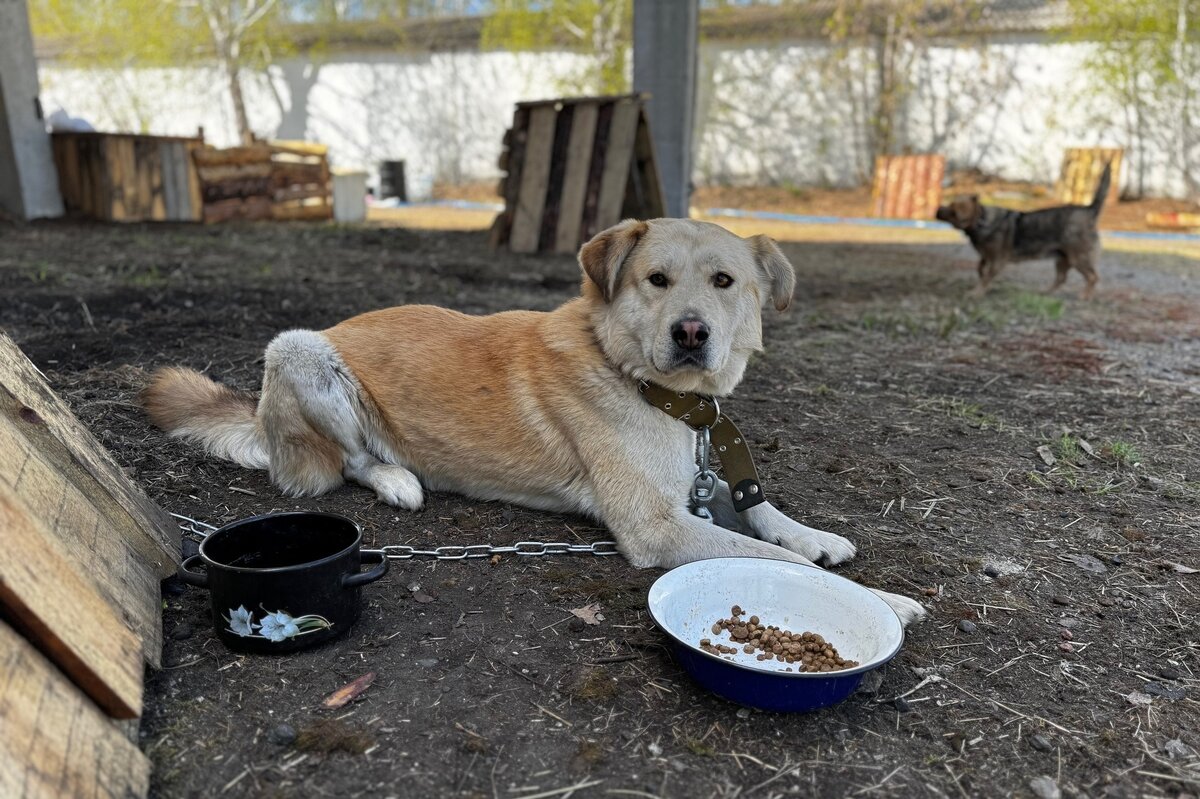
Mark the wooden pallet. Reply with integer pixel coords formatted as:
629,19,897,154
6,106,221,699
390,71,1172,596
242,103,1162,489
871,154,945,220
51,132,205,222
1056,147,1122,209
193,140,334,223
1,333,179,799
491,94,666,254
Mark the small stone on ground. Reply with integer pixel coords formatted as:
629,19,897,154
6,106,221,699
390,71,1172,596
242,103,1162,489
1029,775,1061,799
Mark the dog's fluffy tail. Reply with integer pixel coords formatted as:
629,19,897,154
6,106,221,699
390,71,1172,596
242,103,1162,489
1089,162,1113,214
142,367,269,469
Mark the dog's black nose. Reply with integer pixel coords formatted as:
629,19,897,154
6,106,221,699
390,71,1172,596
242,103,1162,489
671,319,709,351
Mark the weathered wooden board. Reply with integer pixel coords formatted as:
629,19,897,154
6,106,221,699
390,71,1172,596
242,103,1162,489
0,622,150,798
0,485,143,719
0,333,177,667
1056,147,1122,209
594,98,642,231
554,102,599,253
871,154,945,219
492,94,666,254
509,105,559,254
51,132,204,222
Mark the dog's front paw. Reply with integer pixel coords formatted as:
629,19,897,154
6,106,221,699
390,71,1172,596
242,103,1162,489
809,529,857,566
870,589,927,628
775,528,857,566
368,465,424,510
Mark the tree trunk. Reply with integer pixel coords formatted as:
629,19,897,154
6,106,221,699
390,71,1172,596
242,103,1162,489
226,61,253,145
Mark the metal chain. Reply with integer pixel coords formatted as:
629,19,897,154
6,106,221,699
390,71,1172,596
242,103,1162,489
366,540,620,560
171,512,619,559
691,426,717,522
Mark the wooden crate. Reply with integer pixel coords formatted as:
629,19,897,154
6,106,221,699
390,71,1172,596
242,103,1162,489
193,140,333,223
51,131,204,222
491,94,666,254
871,154,945,220
1056,147,1122,209
1,333,179,798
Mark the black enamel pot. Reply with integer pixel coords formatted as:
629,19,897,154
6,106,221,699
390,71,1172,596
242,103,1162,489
177,512,388,654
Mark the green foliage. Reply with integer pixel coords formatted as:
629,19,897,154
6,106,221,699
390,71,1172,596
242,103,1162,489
481,0,631,94
1051,433,1080,464
1066,0,1200,197
1105,440,1142,467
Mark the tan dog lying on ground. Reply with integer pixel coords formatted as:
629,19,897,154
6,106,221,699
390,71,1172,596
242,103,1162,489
145,218,925,626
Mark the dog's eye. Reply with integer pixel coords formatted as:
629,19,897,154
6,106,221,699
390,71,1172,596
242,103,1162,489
713,272,734,289
648,272,669,288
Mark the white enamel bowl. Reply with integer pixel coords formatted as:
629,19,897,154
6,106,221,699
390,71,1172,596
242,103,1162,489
647,557,906,712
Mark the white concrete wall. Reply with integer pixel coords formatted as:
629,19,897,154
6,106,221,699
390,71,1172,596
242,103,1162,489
35,36,1199,199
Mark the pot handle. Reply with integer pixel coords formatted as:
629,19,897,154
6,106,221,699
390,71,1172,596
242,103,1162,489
343,550,389,589
177,555,209,589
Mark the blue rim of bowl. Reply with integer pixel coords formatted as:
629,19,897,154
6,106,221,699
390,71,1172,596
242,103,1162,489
646,556,906,680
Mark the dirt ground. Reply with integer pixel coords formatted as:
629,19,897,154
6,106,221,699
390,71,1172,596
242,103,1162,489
2,219,1199,799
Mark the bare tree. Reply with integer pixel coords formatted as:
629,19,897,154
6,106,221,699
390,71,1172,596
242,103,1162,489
196,0,281,144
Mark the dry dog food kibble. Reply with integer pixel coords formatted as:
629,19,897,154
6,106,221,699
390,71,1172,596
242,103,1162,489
697,606,860,672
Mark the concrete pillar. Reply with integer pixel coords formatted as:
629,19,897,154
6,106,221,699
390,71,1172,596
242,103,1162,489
633,0,698,219
0,0,63,220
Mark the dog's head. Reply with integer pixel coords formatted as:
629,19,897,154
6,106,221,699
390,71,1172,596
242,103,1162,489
935,196,984,230
579,218,795,396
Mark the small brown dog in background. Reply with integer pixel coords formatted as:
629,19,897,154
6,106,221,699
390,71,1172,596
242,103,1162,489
936,163,1111,299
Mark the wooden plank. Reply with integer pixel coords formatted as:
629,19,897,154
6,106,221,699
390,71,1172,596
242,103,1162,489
872,154,944,219
0,333,177,577
271,201,335,221
0,486,143,719
192,144,274,167
508,105,559,253
538,104,575,251
490,110,530,251
580,101,615,242
1,410,164,671
1056,147,1122,207
554,102,599,253
594,98,641,231
0,622,150,799
183,141,205,221
160,142,179,220
0,334,177,585
923,156,945,219
517,92,646,110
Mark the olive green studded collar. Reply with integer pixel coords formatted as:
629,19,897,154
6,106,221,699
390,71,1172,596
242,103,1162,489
637,381,765,514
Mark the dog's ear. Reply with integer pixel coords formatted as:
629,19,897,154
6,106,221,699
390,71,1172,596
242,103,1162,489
749,234,796,312
579,219,649,302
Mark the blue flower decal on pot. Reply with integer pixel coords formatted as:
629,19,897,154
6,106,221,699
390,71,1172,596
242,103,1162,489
224,606,332,641
226,605,257,637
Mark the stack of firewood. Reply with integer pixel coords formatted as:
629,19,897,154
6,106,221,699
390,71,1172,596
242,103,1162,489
192,140,333,223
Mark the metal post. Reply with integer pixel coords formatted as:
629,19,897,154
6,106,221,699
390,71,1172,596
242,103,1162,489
0,0,63,219
633,0,698,219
